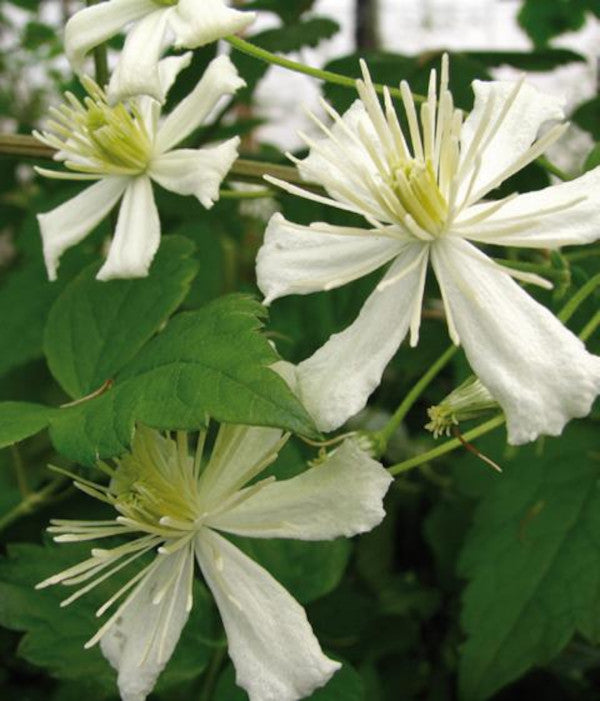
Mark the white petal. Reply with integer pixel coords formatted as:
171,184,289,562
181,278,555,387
198,425,285,506
97,176,160,281
431,237,600,445
205,438,392,539
136,53,194,132
38,177,128,281
256,213,406,304
100,548,193,701
106,9,170,104
155,54,246,153
455,167,600,248
196,529,340,701
65,0,156,75
168,0,255,49
458,79,565,202
298,100,390,222
296,243,429,432
149,140,240,209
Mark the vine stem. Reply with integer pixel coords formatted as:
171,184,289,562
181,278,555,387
86,0,109,87
579,309,600,342
0,134,310,187
225,34,424,103
558,272,600,323
0,477,67,533
375,345,458,451
387,414,505,476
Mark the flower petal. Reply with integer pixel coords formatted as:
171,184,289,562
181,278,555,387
458,79,565,202
38,177,128,281
97,176,160,281
205,438,392,540
106,8,170,104
198,425,284,507
298,100,390,222
100,548,193,701
155,55,246,153
149,140,240,209
431,237,600,445
196,529,340,701
454,166,600,248
256,213,406,304
168,0,255,49
65,0,156,74
296,243,429,431
136,52,193,132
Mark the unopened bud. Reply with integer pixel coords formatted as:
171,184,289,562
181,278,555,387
425,376,499,438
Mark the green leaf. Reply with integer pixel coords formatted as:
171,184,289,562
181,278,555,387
518,0,588,47
572,96,600,141
584,143,600,172
0,541,217,694
44,236,199,399
0,401,54,449
46,295,317,464
0,213,96,380
465,48,585,71
214,659,365,701
457,423,600,701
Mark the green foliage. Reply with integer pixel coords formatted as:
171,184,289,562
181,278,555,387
458,424,600,700
518,0,600,47
43,236,198,399
0,402,54,449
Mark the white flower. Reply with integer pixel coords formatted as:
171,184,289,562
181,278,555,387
64,0,255,103
256,56,600,445
34,54,245,281
38,424,392,701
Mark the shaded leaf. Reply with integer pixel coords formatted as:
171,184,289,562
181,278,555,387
458,423,600,701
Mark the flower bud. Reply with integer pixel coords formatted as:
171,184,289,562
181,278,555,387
425,376,499,438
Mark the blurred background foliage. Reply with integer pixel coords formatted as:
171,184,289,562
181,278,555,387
0,1,599,700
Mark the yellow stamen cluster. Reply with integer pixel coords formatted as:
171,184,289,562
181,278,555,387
34,77,153,176
390,158,448,233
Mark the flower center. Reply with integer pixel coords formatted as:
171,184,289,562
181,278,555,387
390,158,448,234
41,77,153,176
110,431,201,528
152,0,178,6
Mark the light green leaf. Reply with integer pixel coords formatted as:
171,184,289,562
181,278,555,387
46,295,317,464
0,401,54,449
44,236,199,399
458,423,600,701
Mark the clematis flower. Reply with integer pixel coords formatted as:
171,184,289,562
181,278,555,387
256,55,600,445
64,0,255,103
38,424,392,701
34,54,244,281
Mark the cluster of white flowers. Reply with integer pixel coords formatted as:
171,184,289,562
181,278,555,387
34,2,600,701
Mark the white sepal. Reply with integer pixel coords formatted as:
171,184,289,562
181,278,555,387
196,529,340,701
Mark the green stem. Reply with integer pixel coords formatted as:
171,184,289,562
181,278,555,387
493,257,570,283
536,156,573,182
565,246,600,262
0,477,67,532
387,414,505,476
10,444,29,497
558,272,600,322
199,644,227,701
226,35,424,103
375,345,458,451
579,309,600,342
86,0,109,87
